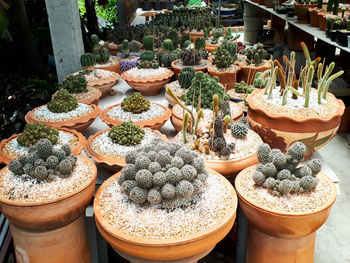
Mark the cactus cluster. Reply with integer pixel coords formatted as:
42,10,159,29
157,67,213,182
213,45,236,69
138,51,160,69
62,73,87,94
121,92,150,113
209,116,236,156
178,67,195,89
108,122,145,146
180,48,201,66
245,43,268,65
253,142,321,195
129,40,142,53
234,81,255,94
17,124,59,147
118,139,208,208
8,139,77,182
80,53,96,71
91,34,110,64
47,89,78,113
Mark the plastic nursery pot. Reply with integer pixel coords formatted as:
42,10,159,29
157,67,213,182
0,127,86,165
294,3,316,23
246,88,345,160
326,30,337,41
100,102,172,130
235,166,337,263
121,68,174,96
237,60,270,85
0,156,97,263
94,58,121,74
25,104,100,132
93,168,238,263
171,59,212,79
52,86,102,106
263,0,275,8
84,128,168,172
336,30,350,47
208,65,241,90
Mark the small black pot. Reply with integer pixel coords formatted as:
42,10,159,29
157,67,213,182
165,2,174,10
336,30,350,47
275,7,287,14
154,2,162,10
142,2,151,11
326,30,337,42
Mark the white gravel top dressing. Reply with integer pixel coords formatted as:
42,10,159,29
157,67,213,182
32,103,93,122
167,81,187,96
91,129,161,158
84,69,115,81
98,172,234,239
106,104,165,122
95,57,117,67
210,65,239,73
124,68,169,79
237,167,334,213
175,60,210,69
0,158,94,202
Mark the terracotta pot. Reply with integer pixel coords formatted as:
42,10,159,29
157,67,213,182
318,12,328,31
52,86,102,106
85,71,120,98
205,43,219,53
95,59,121,74
164,82,186,107
171,59,212,79
171,102,244,132
309,8,320,27
190,31,204,42
235,165,337,263
0,156,97,263
0,127,86,165
208,65,240,90
108,42,118,56
294,3,316,24
246,88,345,160
263,0,275,8
121,68,174,96
25,104,100,132
257,0,264,4
237,60,270,85
100,102,172,130
94,169,237,262
84,128,168,171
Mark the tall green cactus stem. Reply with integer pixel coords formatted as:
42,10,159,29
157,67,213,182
264,60,274,95
183,111,189,143
301,42,311,65
341,7,346,18
327,0,333,12
195,38,206,50
204,27,211,39
288,86,304,97
267,66,277,99
223,114,231,132
317,62,334,103
282,89,288,106
143,36,154,51
317,63,324,104
322,70,344,99
212,94,219,120
194,109,204,136
304,66,314,108
225,27,232,40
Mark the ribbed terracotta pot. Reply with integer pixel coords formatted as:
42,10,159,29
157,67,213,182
0,127,86,165
0,156,97,263
100,102,172,130
171,59,212,79
208,65,241,90
190,31,204,42
95,59,121,74
235,166,337,263
205,43,219,54
247,88,345,160
94,169,237,262
24,104,100,132
52,86,102,106
121,68,174,96
84,128,168,171
237,60,270,85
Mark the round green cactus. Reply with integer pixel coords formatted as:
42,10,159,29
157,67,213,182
129,40,142,53
121,92,151,113
47,89,78,113
62,73,87,94
178,67,195,89
142,35,154,51
140,50,155,61
162,39,175,51
17,123,59,147
90,34,100,45
80,53,96,71
108,122,145,146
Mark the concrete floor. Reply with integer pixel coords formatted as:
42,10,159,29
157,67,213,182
315,133,350,263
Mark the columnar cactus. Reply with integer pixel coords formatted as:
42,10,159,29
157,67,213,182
180,48,201,66
121,92,150,113
143,35,154,51
121,39,130,58
17,124,59,147
47,89,78,113
108,122,145,146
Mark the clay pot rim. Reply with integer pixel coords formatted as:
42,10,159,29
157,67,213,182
100,102,172,128
237,59,270,70
0,127,87,165
93,168,237,245
235,165,337,216
207,64,240,74
53,86,102,105
0,155,97,207
171,59,212,72
94,57,120,69
24,103,100,129
69,70,120,87
84,128,168,167
121,68,174,84
247,88,345,123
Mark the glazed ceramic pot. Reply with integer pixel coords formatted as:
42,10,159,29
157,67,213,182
247,88,345,160
237,60,270,85
53,86,102,106
94,58,121,74
171,59,212,79
84,128,168,171
100,102,172,130
0,156,97,263
0,127,86,165
25,104,100,132
94,169,237,262
235,166,337,263
208,65,241,90
121,68,174,96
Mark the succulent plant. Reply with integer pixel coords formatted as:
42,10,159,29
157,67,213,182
162,39,175,51
47,89,78,113
253,142,320,195
140,50,155,61
129,40,142,53
17,124,59,147
121,92,151,113
62,73,87,94
121,39,130,58
213,45,236,69
178,67,195,89
245,43,268,66
118,140,208,208
80,53,96,71
167,27,179,48
180,48,201,66
234,81,255,94
90,34,110,64
195,38,206,50
108,122,145,146
8,139,76,182
138,50,159,69
182,40,192,49
231,123,248,139
142,35,154,51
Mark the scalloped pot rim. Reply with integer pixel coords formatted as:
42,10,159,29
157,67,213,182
171,59,212,71
247,88,345,124
121,68,174,83
93,168,237,245
0,156,97,207
69,70,120,87
235,165,337,217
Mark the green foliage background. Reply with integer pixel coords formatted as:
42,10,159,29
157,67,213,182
78,0,118,24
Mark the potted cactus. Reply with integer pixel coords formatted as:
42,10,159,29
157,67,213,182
121,50,174,95
94,140,238,262
157,39,181,68
237,43,270,85
294,0,317,23
84,122,167,171
247,43,345,160
142,35,154,51
235,142,336,262
0,139,97,263
117,39,140,73
336,16,350,46
100,92,172,130
25,89,100,132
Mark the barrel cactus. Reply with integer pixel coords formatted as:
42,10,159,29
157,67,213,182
138,50,159,69
62,73,87,94
80,53,96,71
108,122,145,146
140,50,155,61
17,124,59,147
180,48,201,66
143,35,154,51
162,39,175,51
47,89,78,113
129,40,142,53
121,92,151,113
178,67,195,89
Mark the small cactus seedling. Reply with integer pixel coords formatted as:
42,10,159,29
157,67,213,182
62,73,87,94
17,124,59,147
121,92,150,113
91,34,110,64
108,122,145,146
212,45,236,69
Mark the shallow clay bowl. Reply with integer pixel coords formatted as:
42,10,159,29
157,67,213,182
100,102,172,130
93,168,237,262
95,59,121,74
24,104,100,132
171,59,212,79
52,87,102,106
0,128,86,165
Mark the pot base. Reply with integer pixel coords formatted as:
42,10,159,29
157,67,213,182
246,224,315,263
11,215,91,263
